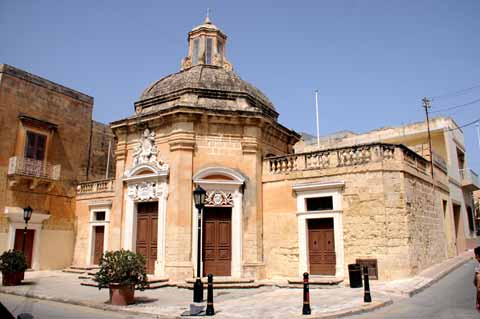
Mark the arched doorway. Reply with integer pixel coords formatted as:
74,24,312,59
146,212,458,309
193,167,245,278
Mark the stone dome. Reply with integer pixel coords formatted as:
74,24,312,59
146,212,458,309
139,65,275,112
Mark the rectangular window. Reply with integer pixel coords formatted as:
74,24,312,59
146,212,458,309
95,211,106,221
192,38,199,65
25,131,47,161
306,196,333,211
206,37,213,65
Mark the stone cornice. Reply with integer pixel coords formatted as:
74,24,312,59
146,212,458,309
0,64,93,104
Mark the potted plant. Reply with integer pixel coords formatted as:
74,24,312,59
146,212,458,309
0,250,27,286
94,249,148,305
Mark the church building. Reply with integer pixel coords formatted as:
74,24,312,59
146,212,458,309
71,17,470,282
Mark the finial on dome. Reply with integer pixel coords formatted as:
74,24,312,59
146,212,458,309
204,8,211,24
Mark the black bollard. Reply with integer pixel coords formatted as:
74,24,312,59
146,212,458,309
302,272,311,315
206,273,215,316
363,266,372,303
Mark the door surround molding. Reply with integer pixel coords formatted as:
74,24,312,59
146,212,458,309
193,167,244,278
87,200,111,265
4,206,50,270
123,162,169,276
293,181,345,278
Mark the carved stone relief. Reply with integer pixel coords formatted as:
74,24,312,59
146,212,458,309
132,128,166,168
205,190,234,207
127,181,166,201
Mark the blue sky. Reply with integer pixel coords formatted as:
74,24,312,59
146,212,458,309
1,1,479,172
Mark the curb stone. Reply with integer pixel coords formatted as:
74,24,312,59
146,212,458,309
0,287,392,319
405,255,472,297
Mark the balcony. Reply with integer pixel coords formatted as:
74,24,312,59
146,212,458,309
8,156,61,189
459,168,480,192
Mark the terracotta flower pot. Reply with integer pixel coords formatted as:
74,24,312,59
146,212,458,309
2,271,24,286
109,283,135,305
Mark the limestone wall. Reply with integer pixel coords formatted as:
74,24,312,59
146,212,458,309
262,144,451,280
0,64,93,270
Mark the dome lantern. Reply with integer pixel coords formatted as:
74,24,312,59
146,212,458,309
181,14,232,71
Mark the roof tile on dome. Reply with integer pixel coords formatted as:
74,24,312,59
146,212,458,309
139,65,275,111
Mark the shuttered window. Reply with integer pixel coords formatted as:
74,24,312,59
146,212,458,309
25,131,47,160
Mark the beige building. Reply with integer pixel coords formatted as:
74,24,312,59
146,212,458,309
298,117,480,254
0,64,112,270
71,18,474,283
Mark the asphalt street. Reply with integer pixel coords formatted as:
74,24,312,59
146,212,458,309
0,293,153,319
350,260,480,319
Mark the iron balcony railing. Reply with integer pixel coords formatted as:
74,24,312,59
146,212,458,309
8,156,61,180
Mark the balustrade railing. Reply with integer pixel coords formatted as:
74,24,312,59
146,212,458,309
8,156,61,180
266,143,429,175
77,179,114,194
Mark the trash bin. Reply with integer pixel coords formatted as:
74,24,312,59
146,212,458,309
348,264,363,288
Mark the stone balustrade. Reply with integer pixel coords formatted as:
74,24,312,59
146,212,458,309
77,179,114,194
265,143,429,175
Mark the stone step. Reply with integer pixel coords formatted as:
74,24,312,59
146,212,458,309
185,277,255,284
177,282,262,289
80,275,171,289
62,268,86,274
70,265,99,271
80,280,172,289
286,277,344,289
147,276,170,284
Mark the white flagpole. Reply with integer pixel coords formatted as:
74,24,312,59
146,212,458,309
476,122,480,151
315,90,320,149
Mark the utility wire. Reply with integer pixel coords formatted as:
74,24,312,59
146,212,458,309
430,97,480,113
444,117,480,132
431,83,480,100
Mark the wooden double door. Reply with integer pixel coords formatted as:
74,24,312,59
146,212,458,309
308,218,336,275
136,202,158,274
202,207,232,277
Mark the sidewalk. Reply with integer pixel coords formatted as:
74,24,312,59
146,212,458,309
372,250,473,297
0,252,472,318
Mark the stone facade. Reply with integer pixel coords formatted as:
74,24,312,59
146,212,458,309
263,144,450,280
7,17,473,283
298,117,479,255
0,64,93,270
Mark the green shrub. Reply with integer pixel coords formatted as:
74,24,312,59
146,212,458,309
94,250,148,290
0,250,27,273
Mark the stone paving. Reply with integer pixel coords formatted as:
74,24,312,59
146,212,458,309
0,251,472,318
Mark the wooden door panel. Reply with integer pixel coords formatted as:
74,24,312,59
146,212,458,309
203,207,231,277
151,218,158,243
93,226,105,265
308,219,336,275
14,229,34,268
136,202,158,274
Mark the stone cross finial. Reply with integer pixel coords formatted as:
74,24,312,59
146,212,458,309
205,8,211,23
